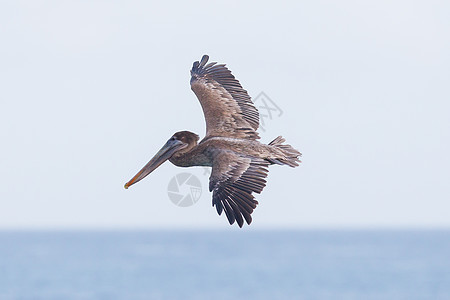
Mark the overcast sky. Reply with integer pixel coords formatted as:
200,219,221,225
1,1,449,229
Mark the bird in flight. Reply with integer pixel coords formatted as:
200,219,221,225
124,55,301,227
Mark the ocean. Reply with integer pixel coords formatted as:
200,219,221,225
0,230,449,299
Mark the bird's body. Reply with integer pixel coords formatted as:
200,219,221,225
170,135,295,168
125,55,301,227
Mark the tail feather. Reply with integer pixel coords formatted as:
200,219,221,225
268,136,302,167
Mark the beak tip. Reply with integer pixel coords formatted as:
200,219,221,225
124,183,129,189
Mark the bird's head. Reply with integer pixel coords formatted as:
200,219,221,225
124,131,199,189
169,131,199,157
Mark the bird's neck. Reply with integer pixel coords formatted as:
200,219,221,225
169,145,212,167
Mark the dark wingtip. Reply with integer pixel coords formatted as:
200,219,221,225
215,203,223,215
191,55,210,76
199,55,209,67
192,61,200,73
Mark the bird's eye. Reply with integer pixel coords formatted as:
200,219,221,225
170,137,176,141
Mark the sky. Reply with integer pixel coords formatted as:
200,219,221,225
1,1,449,229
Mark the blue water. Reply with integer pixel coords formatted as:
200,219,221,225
0,230,449,299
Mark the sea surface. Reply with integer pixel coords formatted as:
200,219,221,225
0,230,449,299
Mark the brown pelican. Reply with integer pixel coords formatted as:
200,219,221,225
125,55,301,227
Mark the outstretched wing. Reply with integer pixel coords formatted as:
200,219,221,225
209,150,269,227
190,55,260,140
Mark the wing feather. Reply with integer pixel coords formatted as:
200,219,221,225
190,55,260,140
209,151,269,227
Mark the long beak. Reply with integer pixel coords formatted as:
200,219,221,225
124,139,186,189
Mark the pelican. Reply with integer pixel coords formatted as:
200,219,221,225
124,55,301,227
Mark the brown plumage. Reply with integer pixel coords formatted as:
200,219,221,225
125,55,301,227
